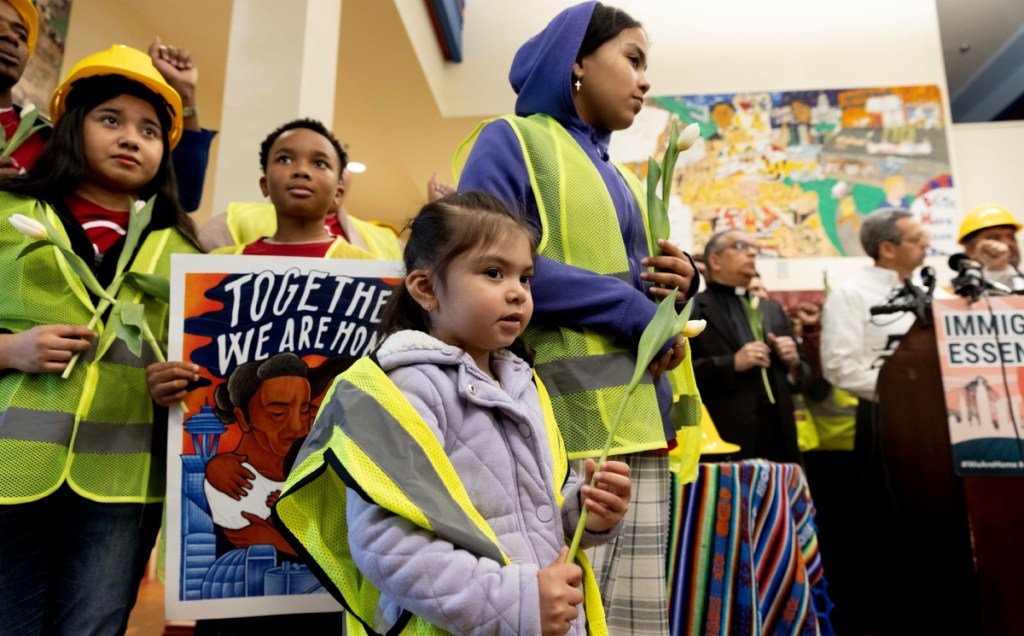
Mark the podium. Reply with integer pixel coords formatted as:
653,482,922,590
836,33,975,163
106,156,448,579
877,316,1024,634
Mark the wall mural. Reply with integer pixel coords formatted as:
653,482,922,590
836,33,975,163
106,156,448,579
611,85,958,258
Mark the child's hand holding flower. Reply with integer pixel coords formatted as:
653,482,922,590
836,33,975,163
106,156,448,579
580,459,632,533
0,324,95,374
9,199,185,413
537,547,583,635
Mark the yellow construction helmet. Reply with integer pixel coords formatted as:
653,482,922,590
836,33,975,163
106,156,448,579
699,404,741,455
958,204,1022,244
49,45,183,148
5,0,37,56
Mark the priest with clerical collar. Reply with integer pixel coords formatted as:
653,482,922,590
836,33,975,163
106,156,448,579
689,230,808,463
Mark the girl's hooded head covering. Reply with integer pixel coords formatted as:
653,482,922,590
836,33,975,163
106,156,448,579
509,1,597,124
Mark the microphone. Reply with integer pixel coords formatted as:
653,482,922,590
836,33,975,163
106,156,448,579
920,265,936,296
947,252,974,272
869,301,914,316
948,252,1012,299
868,278,916,316
869,273,933,326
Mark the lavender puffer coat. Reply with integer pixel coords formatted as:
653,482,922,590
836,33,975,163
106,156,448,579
347,330,620,634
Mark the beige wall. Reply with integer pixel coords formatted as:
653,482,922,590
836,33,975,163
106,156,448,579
950,121,1024,214
209,0,341,218
52,0,1024,285
334,0,480,228
409,0,949,116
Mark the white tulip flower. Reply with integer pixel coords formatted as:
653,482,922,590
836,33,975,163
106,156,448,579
9,213,47,239
681,319,707,338
676,123,702,152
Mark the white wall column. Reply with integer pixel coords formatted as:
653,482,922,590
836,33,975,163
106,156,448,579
211,0,341,216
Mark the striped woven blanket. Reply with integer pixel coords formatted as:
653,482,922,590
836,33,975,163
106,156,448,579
668,461,834,635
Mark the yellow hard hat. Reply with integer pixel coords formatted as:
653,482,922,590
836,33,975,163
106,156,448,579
5,0,37,56
958,204,1022,244
699,404,741,455
49,45,183,148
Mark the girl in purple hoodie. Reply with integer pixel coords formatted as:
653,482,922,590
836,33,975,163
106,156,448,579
456,4,698,633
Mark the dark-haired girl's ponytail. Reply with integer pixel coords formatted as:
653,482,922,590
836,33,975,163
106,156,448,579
377,283,431,337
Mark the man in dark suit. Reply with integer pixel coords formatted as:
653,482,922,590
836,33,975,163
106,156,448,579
691,230,807,462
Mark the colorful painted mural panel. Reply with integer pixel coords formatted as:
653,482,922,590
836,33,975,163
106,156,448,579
611,85,958,258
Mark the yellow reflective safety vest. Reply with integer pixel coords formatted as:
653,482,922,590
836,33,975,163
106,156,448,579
224,202,403,260
0,192,198,503
454,113,702,459
793,393,821,452
806,386,857,451
275,357,608,635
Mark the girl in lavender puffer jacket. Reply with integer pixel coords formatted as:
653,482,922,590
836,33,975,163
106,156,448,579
277,191,632,635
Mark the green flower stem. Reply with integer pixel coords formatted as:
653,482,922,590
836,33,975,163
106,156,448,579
564,295,694,563
61,292,117,380
566,385,633,564
140,316,165,364
22,198,170,388
761,367,775,405
1,124,45,157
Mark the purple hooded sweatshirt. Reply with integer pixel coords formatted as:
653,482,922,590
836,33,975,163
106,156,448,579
458,1,697,443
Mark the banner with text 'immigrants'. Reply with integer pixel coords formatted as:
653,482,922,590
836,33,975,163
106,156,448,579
934,296,1024,476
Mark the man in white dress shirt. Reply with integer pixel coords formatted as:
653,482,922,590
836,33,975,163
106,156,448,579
817,207,929,634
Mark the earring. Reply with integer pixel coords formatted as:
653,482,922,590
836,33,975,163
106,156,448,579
574,77,582,92
425,302,433,312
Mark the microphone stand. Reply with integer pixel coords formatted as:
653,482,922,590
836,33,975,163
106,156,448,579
869,270,934,328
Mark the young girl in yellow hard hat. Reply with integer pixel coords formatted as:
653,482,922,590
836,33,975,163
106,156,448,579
0,45,199,634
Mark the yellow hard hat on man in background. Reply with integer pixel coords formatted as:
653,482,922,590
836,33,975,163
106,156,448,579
958,204,1021,244
49,44,183,148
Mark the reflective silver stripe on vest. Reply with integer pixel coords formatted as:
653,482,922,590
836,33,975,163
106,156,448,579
535,351,653,397
334,379,506,565
608,271,632,284
0,407,74,444
101,337,157,368
73,420,152,454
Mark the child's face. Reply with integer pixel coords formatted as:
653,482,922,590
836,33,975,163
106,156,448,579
81,94,164,196
430,229,534,372
259,128,342,222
